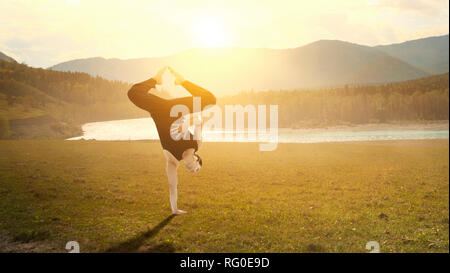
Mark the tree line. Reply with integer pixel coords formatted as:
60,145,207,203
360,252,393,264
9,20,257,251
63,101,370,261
0,59,448,139
219,73,449,127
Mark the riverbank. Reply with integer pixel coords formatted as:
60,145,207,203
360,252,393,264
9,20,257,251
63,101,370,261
311,120,449,131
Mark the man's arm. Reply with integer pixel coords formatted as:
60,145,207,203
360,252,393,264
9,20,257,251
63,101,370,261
168,67,216,108
127,78,165,113
127,67,167,113
180,80,216,107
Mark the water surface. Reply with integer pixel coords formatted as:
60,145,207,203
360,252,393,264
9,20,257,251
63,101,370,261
67,118,449,143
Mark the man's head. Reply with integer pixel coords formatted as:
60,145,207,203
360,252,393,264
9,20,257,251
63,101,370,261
183,152,202,173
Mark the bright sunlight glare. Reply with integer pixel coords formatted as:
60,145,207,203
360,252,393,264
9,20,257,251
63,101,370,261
193,17,229,48
66,0,80,6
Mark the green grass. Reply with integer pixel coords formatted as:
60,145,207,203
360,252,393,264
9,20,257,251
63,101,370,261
0,140,448,253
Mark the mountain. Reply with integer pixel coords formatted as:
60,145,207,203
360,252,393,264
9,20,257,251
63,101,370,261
375,34,449,75
0,51,16,63
50,41,429,96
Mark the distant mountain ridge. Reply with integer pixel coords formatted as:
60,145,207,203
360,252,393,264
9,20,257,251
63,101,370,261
375,34,449,74
0,51,16,63
49,35,448,96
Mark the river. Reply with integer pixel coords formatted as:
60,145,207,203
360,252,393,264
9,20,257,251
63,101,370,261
67,118,449,143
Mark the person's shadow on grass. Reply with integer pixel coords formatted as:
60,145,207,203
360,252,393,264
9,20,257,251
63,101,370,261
105,214,176,253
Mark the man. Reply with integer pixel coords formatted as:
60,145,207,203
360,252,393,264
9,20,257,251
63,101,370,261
127,67,216,214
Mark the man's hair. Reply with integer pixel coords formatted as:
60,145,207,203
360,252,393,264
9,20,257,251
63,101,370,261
195,153,203,167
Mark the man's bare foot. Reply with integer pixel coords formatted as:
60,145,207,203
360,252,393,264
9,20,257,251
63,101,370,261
172,209,187,215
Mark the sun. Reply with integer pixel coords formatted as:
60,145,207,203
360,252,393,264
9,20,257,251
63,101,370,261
193,17,228,48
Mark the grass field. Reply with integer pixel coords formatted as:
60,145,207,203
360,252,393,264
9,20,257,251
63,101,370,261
0,139,448,253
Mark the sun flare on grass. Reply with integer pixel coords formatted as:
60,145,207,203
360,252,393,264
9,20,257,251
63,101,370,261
193,16,229,48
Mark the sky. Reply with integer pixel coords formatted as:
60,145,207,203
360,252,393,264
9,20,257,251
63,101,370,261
0,0,448,68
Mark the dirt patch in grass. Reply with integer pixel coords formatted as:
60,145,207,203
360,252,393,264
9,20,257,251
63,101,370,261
0,231,60,253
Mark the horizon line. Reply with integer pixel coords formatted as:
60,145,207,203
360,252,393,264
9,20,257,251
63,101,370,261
3,32,448,69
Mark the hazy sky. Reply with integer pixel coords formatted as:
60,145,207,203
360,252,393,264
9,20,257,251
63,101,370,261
0,0,448,68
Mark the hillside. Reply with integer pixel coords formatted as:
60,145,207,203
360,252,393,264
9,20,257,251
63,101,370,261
376,34,449,75
49,39,433,96
0,60,139,139
0,52,16,63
